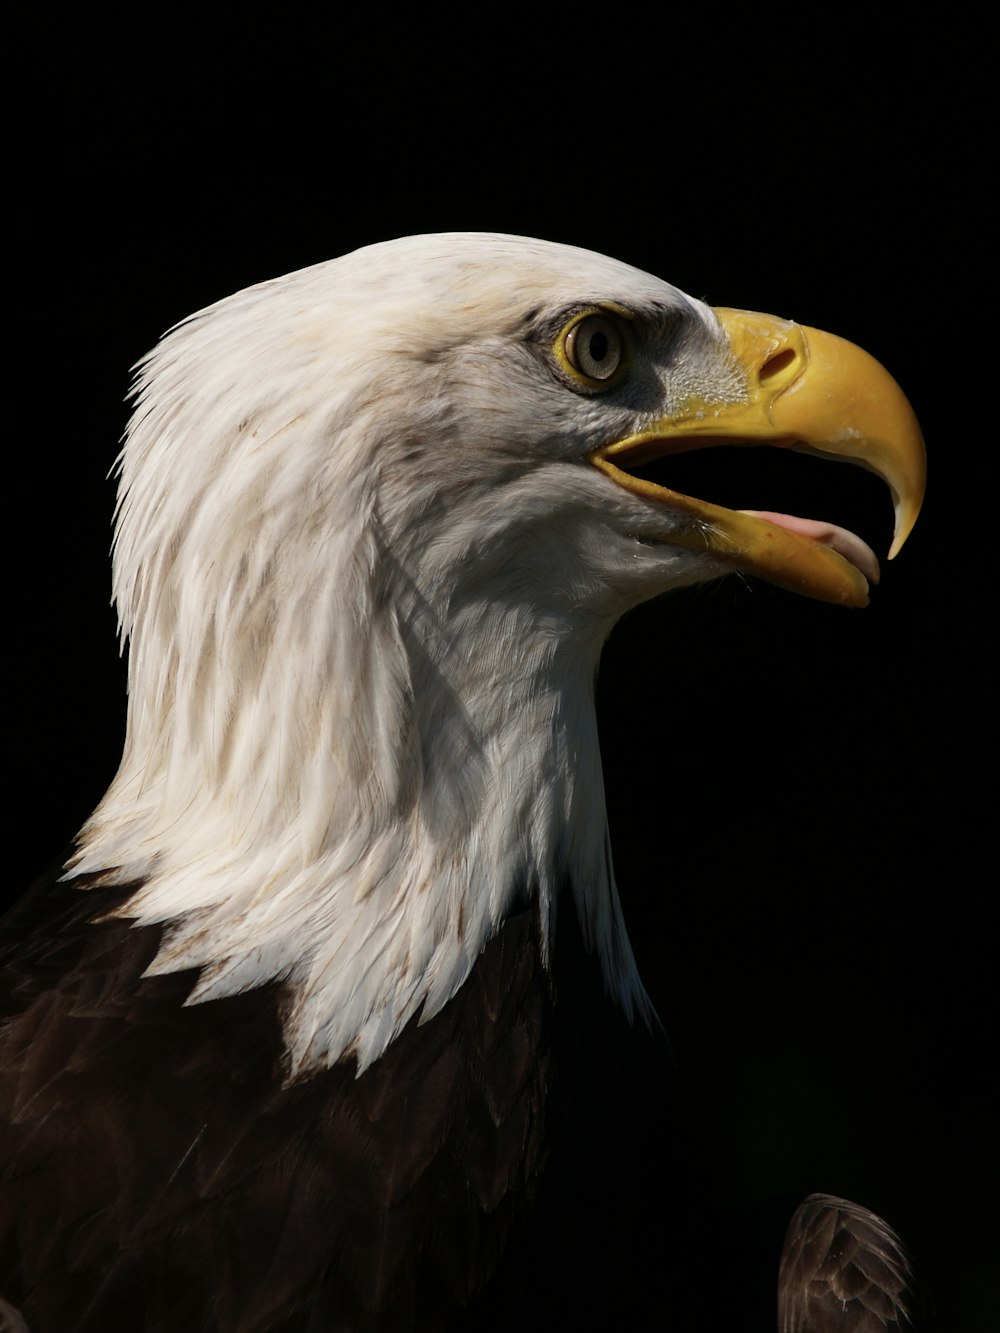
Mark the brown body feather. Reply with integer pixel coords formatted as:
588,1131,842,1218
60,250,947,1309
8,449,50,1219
2,873,928,1332
0,869,552,1332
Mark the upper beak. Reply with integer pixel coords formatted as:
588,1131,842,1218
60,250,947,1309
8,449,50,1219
588,308,926,607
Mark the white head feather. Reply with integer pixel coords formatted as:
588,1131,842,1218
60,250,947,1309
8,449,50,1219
70,234,741,1075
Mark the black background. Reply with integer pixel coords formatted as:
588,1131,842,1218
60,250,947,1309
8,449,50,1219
9,20,991,1331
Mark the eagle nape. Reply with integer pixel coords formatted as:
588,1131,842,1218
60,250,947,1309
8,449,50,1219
1,234,926,1332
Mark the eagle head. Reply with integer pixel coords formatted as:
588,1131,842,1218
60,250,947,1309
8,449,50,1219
68,234,924,1075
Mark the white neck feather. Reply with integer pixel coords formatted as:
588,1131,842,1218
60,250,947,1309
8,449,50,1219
69,240,670,1074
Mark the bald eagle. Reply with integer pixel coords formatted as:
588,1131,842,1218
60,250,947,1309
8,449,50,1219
1,235,924,1332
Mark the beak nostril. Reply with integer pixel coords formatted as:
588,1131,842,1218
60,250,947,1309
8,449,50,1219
759,348,797,383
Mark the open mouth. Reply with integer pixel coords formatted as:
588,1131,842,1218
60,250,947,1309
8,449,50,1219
589,431,907,608
625,444,891,584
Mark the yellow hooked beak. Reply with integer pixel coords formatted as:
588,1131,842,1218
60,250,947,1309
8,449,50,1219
589,309,926,607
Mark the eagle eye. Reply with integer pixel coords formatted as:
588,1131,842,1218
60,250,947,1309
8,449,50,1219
559,311,625,387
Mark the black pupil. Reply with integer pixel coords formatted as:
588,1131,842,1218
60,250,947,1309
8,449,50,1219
588,330,608,363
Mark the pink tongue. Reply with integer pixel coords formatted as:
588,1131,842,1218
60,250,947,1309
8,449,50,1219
740,511,881,585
